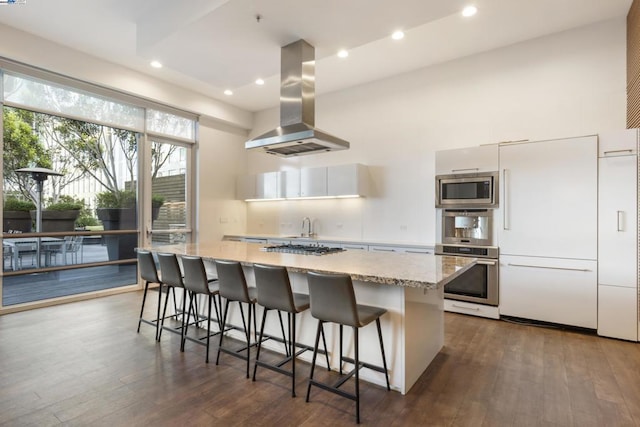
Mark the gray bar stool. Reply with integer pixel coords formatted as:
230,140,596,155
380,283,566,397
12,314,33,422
136,249,163,340
156,253,187,342
252,264,330,397
305,271,390,424
215,259,259,378
181,256,222,363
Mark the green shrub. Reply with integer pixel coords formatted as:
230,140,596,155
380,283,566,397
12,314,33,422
45,195,84,211
46,201,83,211
152,194,165,208
75,214,99,227
96,190,136,208
3,197,36,211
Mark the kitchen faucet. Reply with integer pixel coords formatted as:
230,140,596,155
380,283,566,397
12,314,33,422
301,217,314,237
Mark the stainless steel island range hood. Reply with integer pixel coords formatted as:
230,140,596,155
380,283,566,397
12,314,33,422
245,39,350,156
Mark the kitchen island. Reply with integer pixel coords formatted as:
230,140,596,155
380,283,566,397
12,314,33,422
150,240,475,394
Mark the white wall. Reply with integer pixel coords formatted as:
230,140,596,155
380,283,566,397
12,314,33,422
245,18,627,245
196,120,248,242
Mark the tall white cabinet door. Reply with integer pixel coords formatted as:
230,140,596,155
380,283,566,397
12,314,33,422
598,154,637,286
498,136,598,259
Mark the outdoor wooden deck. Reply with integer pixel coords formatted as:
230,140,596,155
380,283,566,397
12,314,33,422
2,244,137,306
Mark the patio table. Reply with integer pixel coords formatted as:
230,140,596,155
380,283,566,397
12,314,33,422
3,237,66,270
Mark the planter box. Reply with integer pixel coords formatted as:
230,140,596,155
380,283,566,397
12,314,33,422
31,210,80,232
96,208,137,261
3,211,33,233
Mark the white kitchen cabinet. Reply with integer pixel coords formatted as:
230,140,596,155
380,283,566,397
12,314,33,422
242,238,268,244
368,245,400,253
435,144,498,175
257,171,283,199
598,285,638,341
283,169,301,198
341,243,368,250
499,255,597,328
236,172,282,200
598,128,639,157
597,129,638,341
266,238,291,245
368,245,433,254
399,247,433,254
498,136,598,259
300,167,327,197
327,164,369,197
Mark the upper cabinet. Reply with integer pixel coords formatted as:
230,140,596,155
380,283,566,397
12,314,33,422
284,170,301,198
238,164,370,201
599,128,639,157
435,144,499,175
236,171,283,200
300,167,328,198
328,164,370,197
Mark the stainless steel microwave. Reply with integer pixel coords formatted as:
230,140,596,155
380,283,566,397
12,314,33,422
435,172,498,208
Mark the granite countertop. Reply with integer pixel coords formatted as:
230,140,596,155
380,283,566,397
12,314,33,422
152,240,475,290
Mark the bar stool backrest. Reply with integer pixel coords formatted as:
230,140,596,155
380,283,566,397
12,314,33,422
157,253,183,288
307,271,359,327
137,249,159,283
182,256,209,294
215,259,251,303
253,264,295,312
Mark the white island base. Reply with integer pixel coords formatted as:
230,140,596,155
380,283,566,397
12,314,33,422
227,270,445,395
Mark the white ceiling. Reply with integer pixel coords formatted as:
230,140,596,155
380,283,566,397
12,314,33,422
0,0,632,112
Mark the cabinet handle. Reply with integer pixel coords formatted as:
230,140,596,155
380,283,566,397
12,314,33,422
451,304,480,311
617,210,624,232
603,149,634,156
373,248,395,252
451,167,479,173
502,169,509,230
507,263,591,272
405,250,430,254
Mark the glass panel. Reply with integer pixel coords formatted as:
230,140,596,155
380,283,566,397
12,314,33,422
147,109,195,141
150,140,189,247
2,105,139,306
3,72,144,131
2,264,137,306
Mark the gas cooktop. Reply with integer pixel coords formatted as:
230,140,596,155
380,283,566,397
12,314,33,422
261,244,345,256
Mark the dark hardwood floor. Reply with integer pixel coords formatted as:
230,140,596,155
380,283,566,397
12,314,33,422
1,291,640,426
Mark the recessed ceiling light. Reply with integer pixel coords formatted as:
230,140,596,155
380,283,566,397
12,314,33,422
150,60,163,69
462,5,477,17
337,49,349,58
224,89,233,96
255,78,265,85
391,31,404,40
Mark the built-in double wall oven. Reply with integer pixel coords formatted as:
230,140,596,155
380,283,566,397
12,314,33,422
435,171,500,307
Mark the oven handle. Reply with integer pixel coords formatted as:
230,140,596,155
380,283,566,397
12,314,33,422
476,260,497,266
507,263,591,272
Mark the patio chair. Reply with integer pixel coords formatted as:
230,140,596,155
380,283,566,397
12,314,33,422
65,236,84,264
